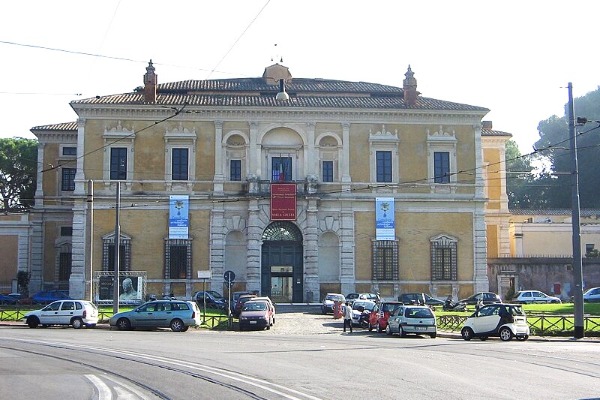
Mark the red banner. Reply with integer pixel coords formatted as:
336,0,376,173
271,183,297,220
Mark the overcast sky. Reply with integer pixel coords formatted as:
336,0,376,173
2,0,599,153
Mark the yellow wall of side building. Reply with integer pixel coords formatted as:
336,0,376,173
483,148,502,208
0,235,18,282
354,210,474,281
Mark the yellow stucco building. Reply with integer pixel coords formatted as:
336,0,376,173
25,62,513,303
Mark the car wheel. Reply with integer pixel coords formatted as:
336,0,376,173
377,324,382,333
478,336,488,341
116,318,131,331
430,332,437,339
461,327,474,341
385,325,392,336
399,326,406,338
499,326,513,341
26,316,39,329
71,318,83,329
170,319,185,332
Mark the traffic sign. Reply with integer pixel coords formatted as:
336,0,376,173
224,270,235,284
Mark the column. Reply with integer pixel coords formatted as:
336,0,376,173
213,120,224,194
246,199,262,293
341,122,351,188
304,199,319,302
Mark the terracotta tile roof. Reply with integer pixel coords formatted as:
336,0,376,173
482,128,512,137
31,121,78,131
71,77,489,112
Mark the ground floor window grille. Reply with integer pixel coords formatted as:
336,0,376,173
102,236,131,271
430,235,457,280
372,240,398,280
165,239,192,279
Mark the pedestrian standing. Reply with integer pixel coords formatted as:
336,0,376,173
342,301,353,333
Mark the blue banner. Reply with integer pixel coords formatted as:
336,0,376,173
376,197,395,240
169,195,189,239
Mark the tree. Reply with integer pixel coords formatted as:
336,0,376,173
534,86,600,208
0,137,38,212
505,139,556,209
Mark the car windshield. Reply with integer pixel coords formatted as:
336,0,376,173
382,303,401,313
208,291,224,299
243,302,267,311
346,293,359,300
353,301,375,311
326,294,344,301
405,307,434,318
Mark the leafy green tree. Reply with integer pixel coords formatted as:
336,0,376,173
0,137,38,211
505,139,556,209
534,86,600,208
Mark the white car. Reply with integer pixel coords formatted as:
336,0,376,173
583,287,600,303
513,290,561,304
386,304,437,338
461,303,529,341
24,300,99,329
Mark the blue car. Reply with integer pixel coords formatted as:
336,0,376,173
31,290,72,304
0,294,19,305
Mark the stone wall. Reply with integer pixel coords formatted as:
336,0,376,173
488,257,600,300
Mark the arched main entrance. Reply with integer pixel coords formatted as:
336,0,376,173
261,221,303,303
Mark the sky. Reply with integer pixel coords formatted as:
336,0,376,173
1,0,599,153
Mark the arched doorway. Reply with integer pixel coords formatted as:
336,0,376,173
261,221,303,302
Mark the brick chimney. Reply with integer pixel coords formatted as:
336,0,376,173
403,65,420,107
143,60,157,104
482,121,493,130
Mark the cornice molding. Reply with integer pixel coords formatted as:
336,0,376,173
72,105,487,126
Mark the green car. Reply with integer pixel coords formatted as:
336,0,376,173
109,300,201,332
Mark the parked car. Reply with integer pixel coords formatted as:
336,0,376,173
350,300,378,327
193,290,226,310
321,293,345,314
371,300,403,333
459,292,502,306
24,300,98,329
583,287,600,303
512,290,561,304
239,299,274,331
0,293,19,305
31,290,72,304
461,303,530,341
345,293,360,305
110,300,201,332
399,293,444,307
233,294,257,318
386,304,437,338
253,296,276,324
229,291,253,314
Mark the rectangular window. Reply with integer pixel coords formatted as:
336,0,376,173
434,151,450,183
272,157,292,182
322,161,333,182
230,160,242,181
376,151,392,182
172,148,189,180
62,147,77,156
61,168,76,191
372,240,399,280
59,252,72,281
165,239,191,279
110,148,127,180
107,244,127,271
431,241,457,280
60,227,73,236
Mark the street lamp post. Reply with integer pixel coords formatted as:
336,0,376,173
113,182,121,314
567,82,584,339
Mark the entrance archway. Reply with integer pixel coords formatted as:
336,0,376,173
261,221,303,303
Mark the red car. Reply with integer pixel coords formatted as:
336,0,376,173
370,301,402,333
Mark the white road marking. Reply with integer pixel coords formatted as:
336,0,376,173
86,374,112,400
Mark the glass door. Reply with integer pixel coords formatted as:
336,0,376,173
270,266,293,302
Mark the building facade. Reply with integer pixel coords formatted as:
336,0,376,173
27,62,504,303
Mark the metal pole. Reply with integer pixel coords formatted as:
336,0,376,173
567,82,584,338
113,182,121,314
86,180,94,302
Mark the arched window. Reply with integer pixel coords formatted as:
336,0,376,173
262,221,302,242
